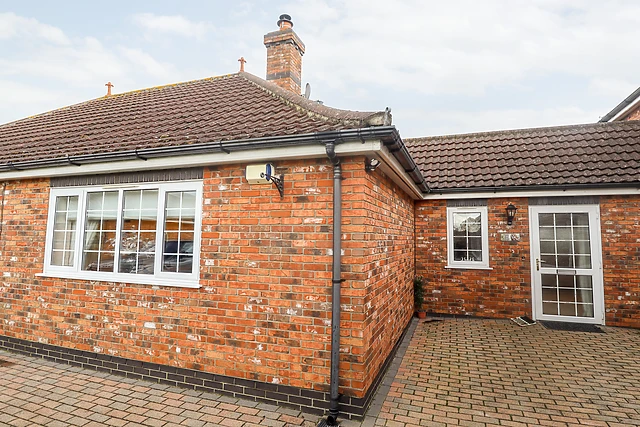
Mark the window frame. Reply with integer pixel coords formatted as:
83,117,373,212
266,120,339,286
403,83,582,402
43,181,203,288
446,206,490,269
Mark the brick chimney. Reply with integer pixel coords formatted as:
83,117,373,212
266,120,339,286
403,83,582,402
264,14,305,94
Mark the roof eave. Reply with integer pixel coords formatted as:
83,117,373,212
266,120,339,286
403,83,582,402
428,181,640,195
599,86,640,122
0,126,430,194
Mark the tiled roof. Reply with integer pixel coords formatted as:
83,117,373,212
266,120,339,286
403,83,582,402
0,72,387,165
405,121,640,192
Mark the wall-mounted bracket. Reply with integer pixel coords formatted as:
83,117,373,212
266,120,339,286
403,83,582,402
261,172,285,198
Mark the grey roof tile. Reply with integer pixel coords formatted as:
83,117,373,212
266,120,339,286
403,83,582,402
405,121,640,191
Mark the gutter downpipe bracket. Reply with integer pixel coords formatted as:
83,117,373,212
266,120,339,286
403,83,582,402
321,141,342,427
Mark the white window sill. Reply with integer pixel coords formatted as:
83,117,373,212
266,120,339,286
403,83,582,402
36,271,202,289
445,265,493,271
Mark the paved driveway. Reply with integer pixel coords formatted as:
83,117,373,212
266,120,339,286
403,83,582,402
1,319,639,426
371,319,640,427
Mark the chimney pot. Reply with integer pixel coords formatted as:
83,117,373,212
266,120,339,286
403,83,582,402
277,14,293,30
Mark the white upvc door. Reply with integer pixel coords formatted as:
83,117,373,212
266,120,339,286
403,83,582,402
529,205,604,324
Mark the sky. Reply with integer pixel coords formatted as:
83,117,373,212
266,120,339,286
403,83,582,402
1,0,639,138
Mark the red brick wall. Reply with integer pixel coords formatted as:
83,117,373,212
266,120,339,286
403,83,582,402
415,198,531,319
0,156,414,399
416,196,640,328
358,163,414,394
600,195,640,328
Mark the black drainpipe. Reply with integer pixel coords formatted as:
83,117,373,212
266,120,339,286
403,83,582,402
0,182,6,240
323,142,342,426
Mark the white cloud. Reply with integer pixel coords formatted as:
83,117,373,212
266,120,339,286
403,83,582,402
0,13,189,124
588,78,636,99
0,12,69,44
0,80,60,106
287,0,640,96
132,13,213,40
119,47,178,81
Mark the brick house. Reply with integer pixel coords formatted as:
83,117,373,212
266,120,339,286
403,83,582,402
0,12,639,423
0,16,427,420
406,121,640,329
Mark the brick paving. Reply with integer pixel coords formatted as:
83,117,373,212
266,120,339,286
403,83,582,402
1,319,640,426
363,319,640,427
0,351,318,427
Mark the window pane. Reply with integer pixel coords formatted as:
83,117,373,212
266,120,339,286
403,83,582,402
82,191,118,272
541,287,556,301
541,255,556,268
539,227,554,240
573,227,589,240
557,275,574,288
450,211,484,264
557,255,573,268
576,290,593,303
556,241,573,256
119,190,158,275
540,241,555,254
539,214,554,226
453,237,468,250
543,302,558,315
541,274,556,287
51,195,78,266
556,227,572,240
577,304,594,317
555,214,571,226
574,240,591,255
575,255,591,269
162,191,196,273
467,250,482,262
572,213,589,226
467,237,482,250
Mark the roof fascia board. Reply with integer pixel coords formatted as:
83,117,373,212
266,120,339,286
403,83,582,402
376,145,424,199
0,138,426,200
422,187,640,200
609,98,640,121
0,140,381,180
0,126,428,199
599,86,640,122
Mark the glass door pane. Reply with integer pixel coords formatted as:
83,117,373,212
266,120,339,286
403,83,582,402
538,212,595,318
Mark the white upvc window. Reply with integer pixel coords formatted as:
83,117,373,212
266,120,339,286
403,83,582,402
446,206,490,269
43,181,203,288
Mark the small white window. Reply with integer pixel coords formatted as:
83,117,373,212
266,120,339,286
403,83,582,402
446,206,490,269
44,181,202,288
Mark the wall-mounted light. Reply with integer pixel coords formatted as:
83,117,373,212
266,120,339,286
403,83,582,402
365,157,381,172
506,203,517,225
246,163,285,198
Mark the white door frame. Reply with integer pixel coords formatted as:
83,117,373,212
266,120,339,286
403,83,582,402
528,205,605,324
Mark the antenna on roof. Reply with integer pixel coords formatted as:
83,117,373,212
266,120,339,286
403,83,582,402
304,83,311,99
105,82,114,96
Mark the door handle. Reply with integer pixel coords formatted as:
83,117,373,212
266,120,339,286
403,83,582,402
536,259,539,271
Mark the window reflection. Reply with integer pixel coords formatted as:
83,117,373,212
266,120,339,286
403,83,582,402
162,191,196,273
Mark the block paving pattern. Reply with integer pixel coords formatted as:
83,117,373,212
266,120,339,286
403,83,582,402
1,319,639,427
369,319,640,427
0,350,318,427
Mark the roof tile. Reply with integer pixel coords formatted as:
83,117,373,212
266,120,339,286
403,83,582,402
405,121,640,191
0,72,385,166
